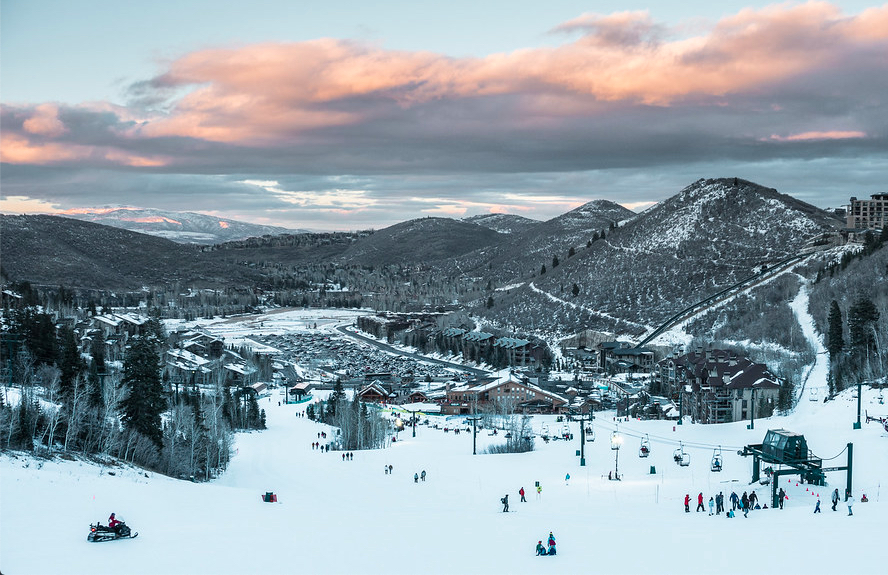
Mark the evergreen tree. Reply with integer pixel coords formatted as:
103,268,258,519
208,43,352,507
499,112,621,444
540,265,546,275
552,255,559,268
58,326,84,402
486,296,494,309
568,246,576,258
848,296,880,351
600,230,606,240
90,330,106,373
120,336,165,449
827,300,844,356
572,283,580,297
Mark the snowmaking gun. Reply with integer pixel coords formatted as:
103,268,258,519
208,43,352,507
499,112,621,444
87,521,138,542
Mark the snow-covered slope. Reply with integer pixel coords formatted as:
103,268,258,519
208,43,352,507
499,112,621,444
2,311,885,575
60,207,298,244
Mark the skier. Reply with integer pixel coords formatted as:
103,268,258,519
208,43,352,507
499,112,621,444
717,492,724,514
502,494,509,512
414,473,419,483
730,491,739,511
565,473,570,484
814,498,821,513
421,470,426,482
708,497,714,516
548,532,556,548
388,465,393,474
778,488,786,509
519,487,526,502
847,493,854,516
831,488,840,511
536,484,542,500
536,541,547,556
684,493,690,513
696,492,705,512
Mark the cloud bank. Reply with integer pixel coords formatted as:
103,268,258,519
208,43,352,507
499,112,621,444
2,2,886,228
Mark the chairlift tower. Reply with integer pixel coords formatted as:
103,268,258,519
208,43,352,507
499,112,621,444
571,410,593,466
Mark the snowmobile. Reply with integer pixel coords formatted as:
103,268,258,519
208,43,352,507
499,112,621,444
87,521,138,542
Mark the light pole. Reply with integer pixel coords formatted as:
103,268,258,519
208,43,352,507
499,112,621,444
467,413,482,455
853,382,862,429
611,426,623,480
747,387,756,430
572,410,593,466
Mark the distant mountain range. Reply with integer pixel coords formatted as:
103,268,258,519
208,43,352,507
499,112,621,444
1,178,846,337
58,207,301,244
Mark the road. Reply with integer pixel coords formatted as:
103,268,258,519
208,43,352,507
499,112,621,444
335,324,490,378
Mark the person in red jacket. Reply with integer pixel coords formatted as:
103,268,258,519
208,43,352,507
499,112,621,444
684,494,690,512
696,493,705,512
108,513,121,528
519,487,526,502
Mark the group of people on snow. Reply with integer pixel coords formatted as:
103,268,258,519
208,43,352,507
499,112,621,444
535,532,556,556
414,470,427,483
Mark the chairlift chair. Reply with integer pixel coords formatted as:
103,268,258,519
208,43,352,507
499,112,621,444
711,446,723,472
639,434,651,458
673,444,683,464
680,452,691,467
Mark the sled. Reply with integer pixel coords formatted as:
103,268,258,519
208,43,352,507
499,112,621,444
88,522,138,542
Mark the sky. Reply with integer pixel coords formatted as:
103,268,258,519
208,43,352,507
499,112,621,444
1,0,887,231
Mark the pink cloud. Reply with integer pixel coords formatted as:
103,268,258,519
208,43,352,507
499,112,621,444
22,104,67,137
767,130,868,141
3,3,886,166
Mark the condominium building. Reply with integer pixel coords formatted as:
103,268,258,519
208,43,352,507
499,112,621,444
847,193,887,230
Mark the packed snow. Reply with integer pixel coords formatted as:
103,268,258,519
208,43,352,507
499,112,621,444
2,310,886,575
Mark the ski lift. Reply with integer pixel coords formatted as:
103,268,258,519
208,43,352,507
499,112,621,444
673,442,690,466
639,434,651,458
586,426,595,442
711,446,723,472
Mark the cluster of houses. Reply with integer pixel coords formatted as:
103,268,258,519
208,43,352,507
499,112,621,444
73,312,265,395
68,309,783,424
356,313,549,367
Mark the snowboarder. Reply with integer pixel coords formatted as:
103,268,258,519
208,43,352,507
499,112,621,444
778,488,786,509
831,488,840,511
388,465,393,474
730,491,739,511
684,493,690,513
847,494,854,516
814,498,821,513
421,470,426,481
536,541,547,556
547,543,557,556
502,494,509,512
708,497,714,516
696,492,705,512
565,473,570,484
519,487,526,502
414,473,419,483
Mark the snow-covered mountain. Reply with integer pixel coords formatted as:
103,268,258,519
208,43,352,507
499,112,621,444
463,213,539,234
477,178,844,336
60,207,299,244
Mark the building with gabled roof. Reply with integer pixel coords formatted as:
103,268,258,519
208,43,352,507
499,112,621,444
657,348,780,424
442,369,568,415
